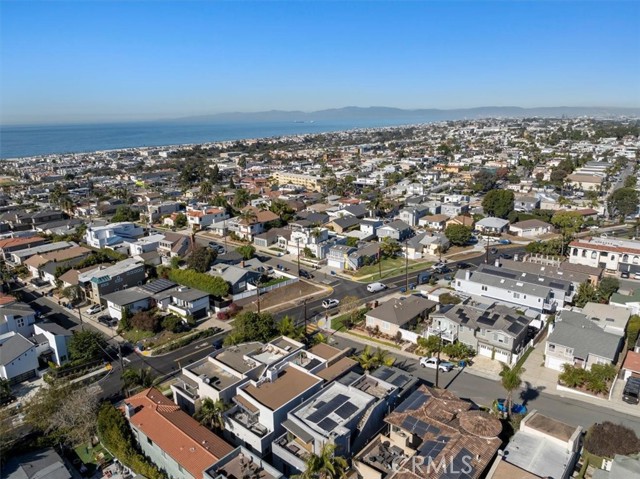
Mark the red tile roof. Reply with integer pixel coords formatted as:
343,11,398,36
0,294,16,306
126,388,233,479
624,350,640,373
0,236,47,250
569,238,640,255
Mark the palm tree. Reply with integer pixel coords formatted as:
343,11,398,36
295,443,349,479
199,181,213,198
354,346,394,372
122,367,155,396
196,398,228,431
238,208,257,225
499,363,524,417
372,348,395,368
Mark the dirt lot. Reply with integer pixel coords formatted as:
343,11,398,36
241,280,329,312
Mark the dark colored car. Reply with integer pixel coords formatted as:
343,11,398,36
622,271,630,279
490,248,498,254
623,378,640,405
456,262,472,269
499,254,513,260
299,269,313,279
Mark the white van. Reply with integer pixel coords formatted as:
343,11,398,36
367,282,387,293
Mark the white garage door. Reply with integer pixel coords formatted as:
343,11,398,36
545,355,568,371
495,349,511,363
478,344,493,358
327,259,342,269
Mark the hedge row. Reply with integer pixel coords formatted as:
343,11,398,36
151,327,222,356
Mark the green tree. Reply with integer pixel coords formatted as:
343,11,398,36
111,205,140,222
346,236,359,247
625,176,637,189
626,315,640,349
224,311,277,345
294,442,349,479
608,187,640,221
499,363,524,418
597,277,620,302
196,398,229,431
174,212,188,229
199,180,213,197
62,285,83,306
445,224,472,246
558,364,588,388
210,164,220,184
0,378,12,403
159,266,229,297
122,367,155,395
187,245,216,272
551,211,584,255
470,170,497,193
119,307,131,332
68,329,107,363
236,244,256,260
574,281,598,308
278,315,305,340
482,189,515,219
417,335,443,356
379,237,402,257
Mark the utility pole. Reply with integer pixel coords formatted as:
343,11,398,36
77,305,84,331
303,298,308,336
405,240,409,292
485,235,491,264
378,246,382,280
435,329,443,389
256,278,261,314
296,237,301,277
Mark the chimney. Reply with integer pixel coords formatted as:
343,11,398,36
465,270,471,281
494,258,501,268
124,402,136,419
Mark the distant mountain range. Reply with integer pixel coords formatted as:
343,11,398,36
177,106,640,123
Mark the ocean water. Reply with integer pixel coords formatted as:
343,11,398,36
0,118,423,159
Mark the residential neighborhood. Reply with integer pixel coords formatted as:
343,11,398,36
2,116,640,479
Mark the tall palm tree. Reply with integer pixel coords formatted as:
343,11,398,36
354,346,394,372
196,398,229,431
499,363,524,417
238,208,257,225
372,348,395,369
295,443,349,479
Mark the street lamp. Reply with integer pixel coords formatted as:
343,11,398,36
295,237,302,277
433,328,445,389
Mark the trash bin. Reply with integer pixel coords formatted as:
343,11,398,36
459,360,466,368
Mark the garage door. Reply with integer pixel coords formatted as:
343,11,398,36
478,344,492,358
545,355,568,371
327,259,342,269
495,349,511,363
191,308,207,320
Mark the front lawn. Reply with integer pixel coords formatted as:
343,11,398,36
353,257,432,282
72,442,113,475
121,329,155,343
262,276,288,287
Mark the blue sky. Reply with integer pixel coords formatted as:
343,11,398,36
1,1,639,125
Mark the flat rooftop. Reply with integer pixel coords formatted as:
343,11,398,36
214,343,263,374
308,342,343,360
270,336,302,352
294,382,374,436
526,412,576,442
206,449,280,479
188,358,241,391
503,430,575,479
248,343,291,366
352,375,396,399
243,365,321,411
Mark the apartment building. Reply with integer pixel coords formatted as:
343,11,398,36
568,236,640,275
187,206,228,229
272,172,322,191
78,258,146,303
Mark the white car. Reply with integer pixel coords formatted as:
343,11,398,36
322,298,340,309
366,282,387,293
86,304,104,315
419,357,455,372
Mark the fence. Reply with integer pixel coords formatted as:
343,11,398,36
232,277,299,301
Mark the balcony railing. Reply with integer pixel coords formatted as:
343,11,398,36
273,433,311,462
228,410,269,437
426,327,457,342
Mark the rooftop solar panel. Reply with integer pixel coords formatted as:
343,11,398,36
418,440,446,461
335,402,358,420
317,417,338,432
307,394,349,423
373,367,394,381
391,374,409,387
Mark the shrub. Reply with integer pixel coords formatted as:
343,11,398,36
161,315,182,333
228,303,242,316
439,293,461,305
158,266,229,297
130,311,160,333
217,311,229,321
152,328,220,355
584,422,640,458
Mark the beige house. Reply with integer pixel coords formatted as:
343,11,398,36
365,296,436,336
566,173,604,191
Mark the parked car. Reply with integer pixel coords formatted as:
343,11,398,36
417,272,432,284
499,239,512,245
419,357,455,372
496,399,527,415
635,272,640,281
322,298,340,309
300,269,314,279
86,304,104,315
623,378,640,405
456,262,472,269
367,282,387,293
499,253,513,260
490,247,499,254
622,271,630,279
97,315,115,327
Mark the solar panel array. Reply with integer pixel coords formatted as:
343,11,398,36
307,394,349,423
317,417,338,432
373,367,394,381
390,374,409,387
417,440,446,462
401,416,441,437
335,402,358,420
440,448,475,479
394,389,429,413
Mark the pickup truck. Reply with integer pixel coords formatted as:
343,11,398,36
419,357,455,372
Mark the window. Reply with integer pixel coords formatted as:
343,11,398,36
572,248,578,256
634,256,639,265
482,286,488,291
513,292,520,299
382,321,390,331
591,252,597,259
548,344,556,351
457,281,461,287
115,277,123,283
16,318,25,328
147,437,153,446
623,254,629,263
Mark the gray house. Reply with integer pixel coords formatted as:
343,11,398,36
375,220,413,241
346,243,380,270
429,301,531,365
544,310,622,371
397,206,429,227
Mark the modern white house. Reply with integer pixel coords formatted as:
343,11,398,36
0,302,36,338
85,222,144,249
509,219,553,238
475,217,510,235
569,236,640,275
33,322,72,366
